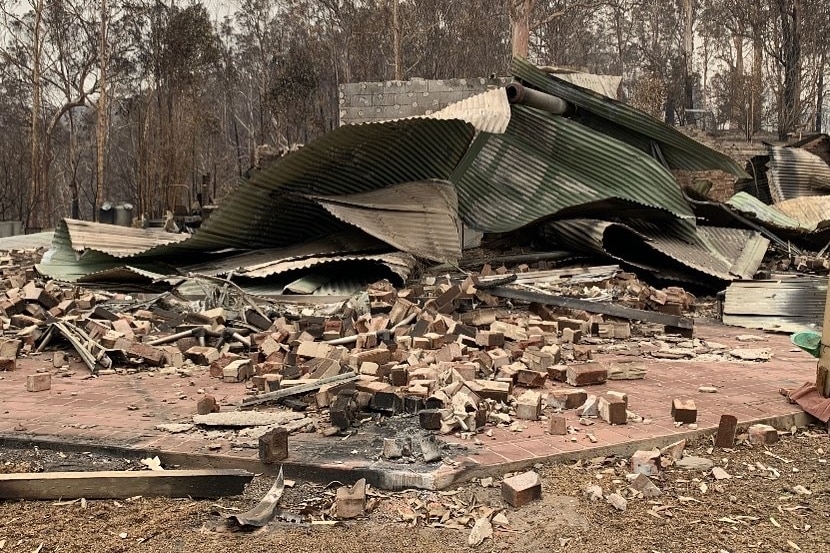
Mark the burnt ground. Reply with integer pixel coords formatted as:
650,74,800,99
1,426,828,553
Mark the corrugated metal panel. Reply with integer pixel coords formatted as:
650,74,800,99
767,146,830,202
61,219,189,258
184,118,476,252
511,57,746,176
553,71,622,99
240,252,415,280
773,195,830,230
423,87,512,134
0,231,54,250
542,219,767,281
725,192,813,232
453,104,696,234
181,232,386,277
309,180,460,263
723,276,826,333
76,265,185,284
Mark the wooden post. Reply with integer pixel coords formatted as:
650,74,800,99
818,277,830,397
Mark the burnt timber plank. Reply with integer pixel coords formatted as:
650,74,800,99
0,469,253,500
487,286,694,330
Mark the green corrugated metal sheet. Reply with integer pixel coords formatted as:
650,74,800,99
184,118,476,252
511,57,747,177
726,192,814,233
452,105,696,234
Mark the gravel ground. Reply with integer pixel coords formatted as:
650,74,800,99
1,427,828,553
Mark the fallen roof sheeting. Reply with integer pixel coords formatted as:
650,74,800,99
722,276,827,333
540,219,768,283
767,145,830,203
307,180,461,263
511,57,746,177
453,105,697,235
420,87,512,134
771,195,830,231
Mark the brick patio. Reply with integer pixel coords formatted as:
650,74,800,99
0,321,818,489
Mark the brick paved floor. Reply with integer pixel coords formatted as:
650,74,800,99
0,321,818,489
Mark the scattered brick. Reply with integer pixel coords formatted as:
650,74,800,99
566,364,608,386
715,414,738,448
258,427,288,463
502,471,542,507
671,398,697,423
748,424,779,445
26,373,51,392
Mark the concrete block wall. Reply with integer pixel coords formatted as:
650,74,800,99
339,77,511,125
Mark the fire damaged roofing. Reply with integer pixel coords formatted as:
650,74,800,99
39,59,771,293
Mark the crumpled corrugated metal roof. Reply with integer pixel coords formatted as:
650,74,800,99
59,219,189,258
725,192,814,233
185,118,475,254
181,231,386,278
308,180,460,263
551,70,622,100
767,145,830,202
453,104,696,234
541,219,768,282
238,251,415,280
421,87,512,134
511,57,746,176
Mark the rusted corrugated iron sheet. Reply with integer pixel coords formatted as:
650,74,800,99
239,251,415,280
308,180,460,263
725,192,813,233
511,57,746,176
722,276,827,333
454,105,696,234
767,146,830,202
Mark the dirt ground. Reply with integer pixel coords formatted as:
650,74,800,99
1,427,828,553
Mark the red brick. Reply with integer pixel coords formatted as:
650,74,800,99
715,414,738,448
598,394,627,425
0,357,15,371
549,414,567,435
671,398,697,423
549,389,587,410
502,471,542,507
196,395,219,415
258,427,288,463
748,424,778,445
26,373,51,392
566,364,607,386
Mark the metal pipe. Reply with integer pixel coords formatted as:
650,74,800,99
506,82,569,115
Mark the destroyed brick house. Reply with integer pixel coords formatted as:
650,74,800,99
2,58,830,505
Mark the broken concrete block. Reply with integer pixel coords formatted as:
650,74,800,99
515,391,542,421
630,449,661,477
748,424,779,445
549,414,567,435
258,427,288,463
334,478,366,519
566,364,607,386
715,414,738,448
671,398,697,423
501,471,542,507
598,394,627,425
196,395,220,415
26,373,51,392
